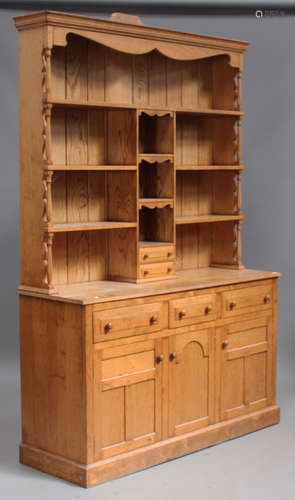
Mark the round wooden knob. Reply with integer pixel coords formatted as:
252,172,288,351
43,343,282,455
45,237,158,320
143,254,149,260
150,314,158,325
178,310,186,319
204,305,212,315
167,252,172,258
104,322,112,334
169,352,177,361
167,267,172,273
156,354,164,364
264,295,271,304
222,340,229,349
144,269,149,276
229,301,237,310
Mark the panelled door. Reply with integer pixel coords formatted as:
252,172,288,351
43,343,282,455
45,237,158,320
94,339,163,460
168,329,215,437
220,315,273,420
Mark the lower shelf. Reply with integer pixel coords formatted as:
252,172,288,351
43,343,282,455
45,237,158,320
20,405,280,488
46,221,137,232
176,214,243,225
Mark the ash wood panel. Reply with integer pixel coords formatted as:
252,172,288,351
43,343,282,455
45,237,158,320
66,34,88,101
133,54,149,105
18,28,45,287
169,329,214,437
19,297,87,462
105,48,133,104
220,315,272,420
88,41,105,102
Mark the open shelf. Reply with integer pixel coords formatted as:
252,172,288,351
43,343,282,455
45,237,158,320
176,170,241,220
139,241,172,248
139,206,174,243
48,99,243,117
176,114,238,166
139,199,174,209
46,221,137,233
51,107,136,166
176,165,244,171
176,215,243,225
47,165,137,171
139,112,174,155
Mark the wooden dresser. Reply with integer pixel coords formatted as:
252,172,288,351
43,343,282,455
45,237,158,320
14,10,280,487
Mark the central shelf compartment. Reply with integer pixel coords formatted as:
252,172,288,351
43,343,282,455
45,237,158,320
139,206,174,244
139,112,174,154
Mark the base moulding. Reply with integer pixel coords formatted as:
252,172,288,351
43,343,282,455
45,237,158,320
20,405,280,488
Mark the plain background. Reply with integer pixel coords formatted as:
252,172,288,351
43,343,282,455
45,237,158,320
0,3,295,498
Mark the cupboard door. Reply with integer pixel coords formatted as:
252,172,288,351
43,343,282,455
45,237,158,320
220,315,273,420
168,329,215,437
94,339,162,460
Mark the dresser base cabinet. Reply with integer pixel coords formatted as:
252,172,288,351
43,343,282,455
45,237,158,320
19,275,280,487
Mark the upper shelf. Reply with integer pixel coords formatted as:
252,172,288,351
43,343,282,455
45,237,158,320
176,215,243,225
47,165,137,171
45,221,137,233
176,165,244,171
47,98,244,117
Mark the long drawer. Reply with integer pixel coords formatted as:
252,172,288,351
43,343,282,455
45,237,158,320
93,302,167,342
169,293,217,328
222,284,272,318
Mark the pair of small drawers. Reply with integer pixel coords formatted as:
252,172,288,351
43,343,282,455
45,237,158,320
139,244,175,280
93,283,273,343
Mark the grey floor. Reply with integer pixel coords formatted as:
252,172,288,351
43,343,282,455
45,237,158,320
1,341,294,500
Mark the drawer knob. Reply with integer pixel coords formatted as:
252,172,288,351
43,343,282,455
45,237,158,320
222,340,229,349
178,310,186,319
169,351,177,361
167,267,172,273
167,252,172,258
104,322,112,334
150,314,158,325
156,354,164,364
143,254,149,260
264,295,271,304
204,305,212,315
229,301,237,310
144,270,149,276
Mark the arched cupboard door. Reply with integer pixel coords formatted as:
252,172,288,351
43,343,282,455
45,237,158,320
168,329,215,437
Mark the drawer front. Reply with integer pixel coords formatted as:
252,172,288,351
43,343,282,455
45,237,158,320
139,261,176,280
93,302,167,342
139,245,175,264
169,294,216,328
222,284,272,318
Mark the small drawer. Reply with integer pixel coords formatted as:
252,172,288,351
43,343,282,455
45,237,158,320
93,302,167,342
222,284,273,318
169,294,216,328
139,261,176,280
139,244,175,264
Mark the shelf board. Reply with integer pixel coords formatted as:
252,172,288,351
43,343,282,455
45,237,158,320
176,215,243,225
139,198,174,209
45,221,137,233
139,154,174,164
47,165,137,171
47,98,244,117
139,241,173,247
176,164,244,171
